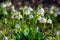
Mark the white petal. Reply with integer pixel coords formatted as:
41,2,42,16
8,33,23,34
1,3,6,8
47,19,52,24
29,15,33,19
38,16,46,23
15,24,20,28
6,1,12,7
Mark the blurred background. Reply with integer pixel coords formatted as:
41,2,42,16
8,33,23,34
0,0,60,8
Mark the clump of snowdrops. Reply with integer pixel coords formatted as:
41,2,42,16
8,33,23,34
0,1,60,40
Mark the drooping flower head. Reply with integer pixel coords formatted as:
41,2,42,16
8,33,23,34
38,16,46,23
37,7,45,16
47,19,52,24
1,2,6,8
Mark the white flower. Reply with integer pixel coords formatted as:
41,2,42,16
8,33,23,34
15,16,19,19
19,14,23,19
1,3,6,8
3,36,8,40
15,24,20,28
3,10,7,15
15,14,23,20
25,9,30,15
19,7,23,10
23,30,28,36
37,7,45,16
50,6,54,14
28,7,33,11
50,10,53,14
25,7,33,15
47,19,52,24
11,5,15,9
55,14,58,17
51,6,54,10
6,1,12,7
29,15,33,19
11,5,16,12
38,16,46,23
56,31,60,35
13,11,19,15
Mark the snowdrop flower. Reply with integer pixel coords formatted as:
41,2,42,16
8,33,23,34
56,31,60,35
6,1,12,7
38,16,46,23
37,7,45,16
55,14,58,17
11,5,16,12
50,6,54,14
19,7,23,10
1,3,6,8
14,11,19,15
50,6,54,10
28,7,33,11
50,10,53,14
15,24,20,28
25,7,33,15
23,30,28,36
29,15,33,19
3,36,8,40
11,5,15,9
47,19,52,24
15,16,19,19
19,14,23,19
3,10,7,15
15,14,23,20
25,9,30,15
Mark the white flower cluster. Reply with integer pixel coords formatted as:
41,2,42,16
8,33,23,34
38,16,52,24
37,7,53,24
11,5,16,12
11,11,23,20
1,1,12,8
25,7,33,15
50,6,55,14
1,1,53,24
38,16,46,23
